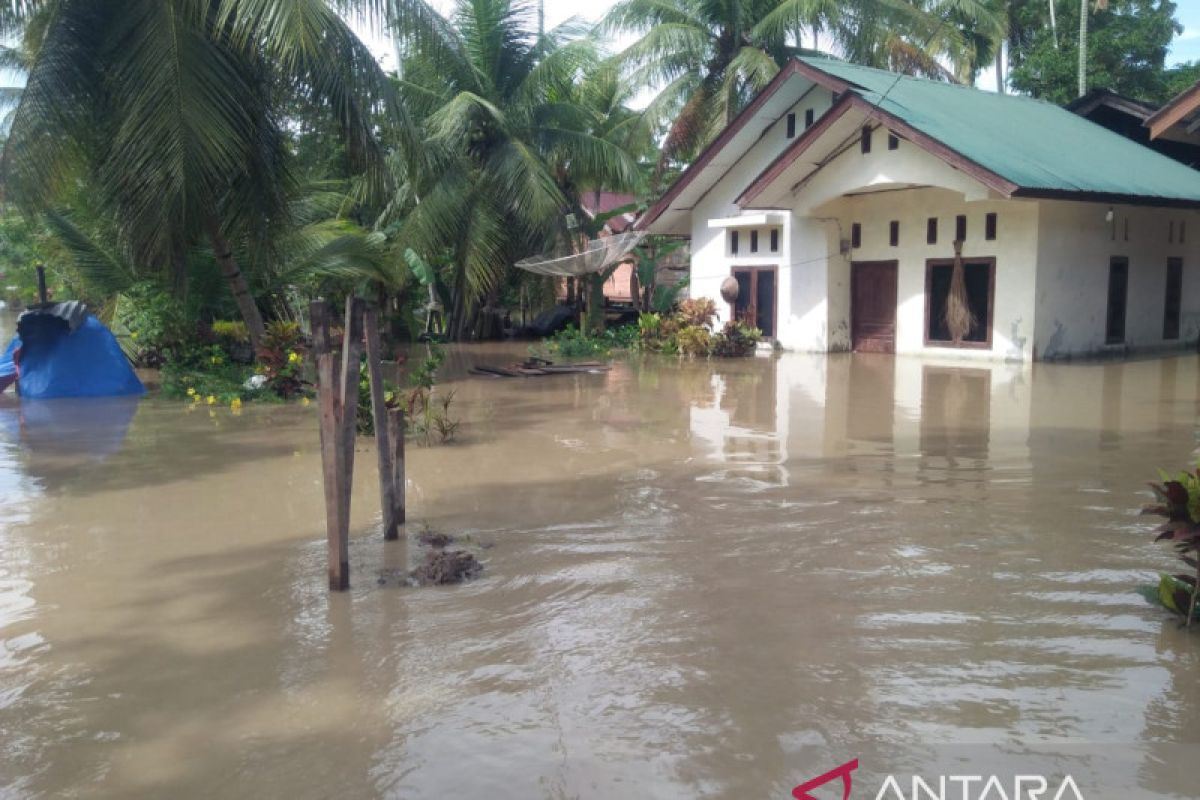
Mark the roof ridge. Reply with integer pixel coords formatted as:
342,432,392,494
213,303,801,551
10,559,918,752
797,54,1063,111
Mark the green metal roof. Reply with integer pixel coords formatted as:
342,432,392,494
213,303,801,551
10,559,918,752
800,56,1200,204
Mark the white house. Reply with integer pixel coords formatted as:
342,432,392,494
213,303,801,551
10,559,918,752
637,57,1200,361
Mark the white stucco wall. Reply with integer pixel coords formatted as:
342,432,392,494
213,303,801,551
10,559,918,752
1033,202,1200,359
682,93,1200,363
821,186,1040,362
689,86,837,331
762,128,1039,360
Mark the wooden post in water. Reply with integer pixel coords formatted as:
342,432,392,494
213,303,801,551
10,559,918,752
35,265,48,305
311,301,349,591
363,306,399,540
312,297,408,589
387,407,406,525
337,297,365,561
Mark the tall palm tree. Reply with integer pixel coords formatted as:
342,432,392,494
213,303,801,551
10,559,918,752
603,0,1005,166
0,0,404,350
930,0,1009,86
381,0,641,338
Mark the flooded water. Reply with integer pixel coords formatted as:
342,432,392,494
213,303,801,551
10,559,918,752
1,311,1198,798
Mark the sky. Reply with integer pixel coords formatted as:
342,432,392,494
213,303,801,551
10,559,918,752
1174,2,1200,66
357,0,1200,72
5,1,1200,99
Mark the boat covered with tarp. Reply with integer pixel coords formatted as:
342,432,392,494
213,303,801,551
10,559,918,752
0,300,145,399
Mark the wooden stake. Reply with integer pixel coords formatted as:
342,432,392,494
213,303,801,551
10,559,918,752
388,407,406,525
363,305,399,540
336,298,365,576
311,301,348,591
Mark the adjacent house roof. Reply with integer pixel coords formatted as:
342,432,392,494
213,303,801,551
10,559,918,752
639,57,1200,231
1146,80,1200,141
1067,87,1200,169
581,191,638,233
1067,88,1159,121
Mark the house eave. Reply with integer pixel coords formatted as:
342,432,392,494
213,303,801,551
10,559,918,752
634,59,854,232
736,92,1020,208
1010,188,1200,210
707,211,789,228
1146,81,1200,141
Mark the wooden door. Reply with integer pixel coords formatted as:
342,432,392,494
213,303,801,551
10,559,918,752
851,260,898,353
731,267,777,338
1164,257,1183,340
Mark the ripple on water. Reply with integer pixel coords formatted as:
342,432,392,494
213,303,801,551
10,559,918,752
0,346,1198,797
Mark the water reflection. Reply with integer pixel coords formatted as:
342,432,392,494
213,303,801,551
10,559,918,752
0,346,1197,798
0,397,141,488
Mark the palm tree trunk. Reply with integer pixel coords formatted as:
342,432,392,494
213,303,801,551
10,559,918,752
206,218,266,352
586,274,606,334
171,245,189,303
1078,0,1088,98
995,43,1005,94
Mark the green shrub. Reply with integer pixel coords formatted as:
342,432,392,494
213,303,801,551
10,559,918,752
211,320,249,344
161,345,268,405
637,312,661,343
540,299,755,359
678,297,717,329
115,283,193,367
261,320,301,353
405,344,458,444
607,323,640,350
257,321,307,398
542,325,612,358
1141,468,1200,628
711,321,761,357
676,324,712,357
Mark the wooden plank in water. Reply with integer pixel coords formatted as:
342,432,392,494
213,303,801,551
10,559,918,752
535,365,611,373
472,365,524,377
470,361,612,378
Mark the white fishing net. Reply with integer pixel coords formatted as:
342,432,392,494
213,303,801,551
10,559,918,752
514,231,646,277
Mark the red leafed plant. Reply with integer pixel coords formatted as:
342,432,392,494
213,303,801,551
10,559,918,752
1141,469,1200,628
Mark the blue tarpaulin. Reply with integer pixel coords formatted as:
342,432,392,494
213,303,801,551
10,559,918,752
0,314,144,399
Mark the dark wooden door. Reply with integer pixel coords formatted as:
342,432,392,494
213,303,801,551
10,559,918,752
731,267,777,338
1106,257,1129,344
851,260,898,353
1164,257,1183,340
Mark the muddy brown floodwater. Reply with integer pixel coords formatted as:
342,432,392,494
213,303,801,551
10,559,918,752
0,311,1198,798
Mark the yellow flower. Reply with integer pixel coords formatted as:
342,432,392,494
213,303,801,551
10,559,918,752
300,396,311,407
186,387,196,396
230,398,243,411
287,351,301,364
206,395,216,405
191,394,201,404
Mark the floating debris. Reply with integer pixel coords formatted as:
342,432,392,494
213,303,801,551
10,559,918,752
409,549,483,585
417,527,454,548
470,357,610,378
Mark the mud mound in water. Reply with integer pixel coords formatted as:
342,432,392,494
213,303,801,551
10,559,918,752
410,549,482,585
417,528,454,548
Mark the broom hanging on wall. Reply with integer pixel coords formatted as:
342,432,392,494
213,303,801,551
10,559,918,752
945,239,976,343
